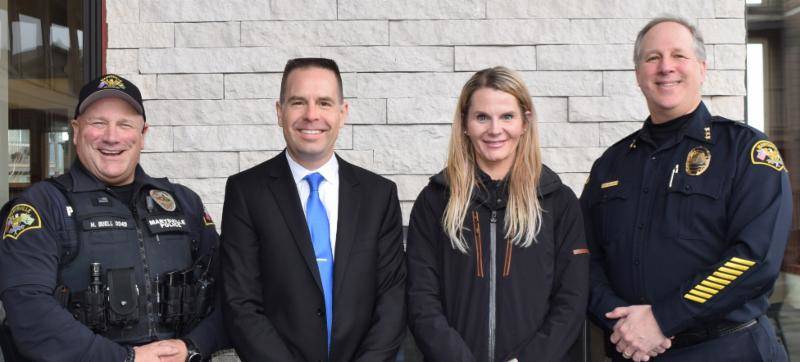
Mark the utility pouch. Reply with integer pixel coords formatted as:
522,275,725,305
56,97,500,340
162,270,184,326
106,267,139,328
83,288,107,332
180,269,197,326
193,276,215,319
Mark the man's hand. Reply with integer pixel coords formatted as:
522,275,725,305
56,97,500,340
132,339,186,362
606,305,671,361
155,339,189,362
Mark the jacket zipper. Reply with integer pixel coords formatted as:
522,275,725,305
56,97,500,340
127,193,156,338
488,210,497,362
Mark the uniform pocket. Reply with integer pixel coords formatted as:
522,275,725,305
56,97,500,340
668,176,724,240
594,186,630,246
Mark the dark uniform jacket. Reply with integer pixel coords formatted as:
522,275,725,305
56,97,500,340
407,165,589,362
0,162,227,361
581,103,792,347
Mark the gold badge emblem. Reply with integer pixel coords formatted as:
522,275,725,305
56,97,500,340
3,204,42,240
751,140,785,171
685,147,711,176
149,190,176,212
98,74,125,90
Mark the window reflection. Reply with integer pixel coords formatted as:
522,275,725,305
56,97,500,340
8,129,29,184
5,0,85,198
11,15,42,56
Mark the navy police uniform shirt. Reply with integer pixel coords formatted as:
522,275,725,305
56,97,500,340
580,102,792,339
0,162,225,361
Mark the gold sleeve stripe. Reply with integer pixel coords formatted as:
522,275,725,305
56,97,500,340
718,267,743,276
694,285,719,294
730,257,755,266
723,262,749,271
689,289,713,299
712,271,737,281
685,258,757,305
707,276,731,285
701,280,725,290
684,293,707,303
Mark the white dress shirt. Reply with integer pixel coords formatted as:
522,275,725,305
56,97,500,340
286,152,340,258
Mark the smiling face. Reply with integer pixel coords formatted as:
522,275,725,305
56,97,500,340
277,66,348,170
636,21,707,124
465,87,527,179
72,97,147,186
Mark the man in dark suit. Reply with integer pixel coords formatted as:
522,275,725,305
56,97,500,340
220,58,406,362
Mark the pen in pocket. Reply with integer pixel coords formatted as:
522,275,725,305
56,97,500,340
668,164,679,189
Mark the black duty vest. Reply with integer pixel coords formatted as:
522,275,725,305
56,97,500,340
52,174,197,345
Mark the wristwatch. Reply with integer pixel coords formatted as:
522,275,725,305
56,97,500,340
124,346,135,362
181,338,204,362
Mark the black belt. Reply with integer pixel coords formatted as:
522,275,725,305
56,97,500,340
671,319,758,349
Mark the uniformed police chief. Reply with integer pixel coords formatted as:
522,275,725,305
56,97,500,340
0,74,227,361
582,17,792,362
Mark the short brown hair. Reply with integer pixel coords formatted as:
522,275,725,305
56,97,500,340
279,58,343,103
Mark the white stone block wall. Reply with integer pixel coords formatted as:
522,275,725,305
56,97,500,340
106,0,747,227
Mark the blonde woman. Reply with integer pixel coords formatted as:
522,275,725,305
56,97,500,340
406,67,589,362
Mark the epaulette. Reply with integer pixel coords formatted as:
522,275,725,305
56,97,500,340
710,115,737,124
605,128,642,152
711,115,765,139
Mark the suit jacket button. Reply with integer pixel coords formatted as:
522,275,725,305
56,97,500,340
316,308,323,317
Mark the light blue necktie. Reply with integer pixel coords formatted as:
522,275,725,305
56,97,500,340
304,172,333,352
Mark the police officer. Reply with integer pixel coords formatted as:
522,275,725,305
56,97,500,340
582,17,792,361
0,74,227,361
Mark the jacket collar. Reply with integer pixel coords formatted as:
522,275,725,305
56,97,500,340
67,160,172,193
629,101,714,151
430,164,563,198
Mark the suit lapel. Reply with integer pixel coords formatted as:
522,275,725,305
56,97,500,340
333,157,361,298
267,152,323,292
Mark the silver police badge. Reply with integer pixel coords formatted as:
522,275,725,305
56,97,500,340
685,147,711,176
149,190,176,212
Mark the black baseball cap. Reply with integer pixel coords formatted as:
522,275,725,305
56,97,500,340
74,74,145,121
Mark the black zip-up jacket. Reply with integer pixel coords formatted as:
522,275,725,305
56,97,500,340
407,165,589,362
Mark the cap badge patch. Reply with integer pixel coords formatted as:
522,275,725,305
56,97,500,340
3,204,42,240
685,146,711,176
751,140,785,171
149,190,176,212
98,75,125,90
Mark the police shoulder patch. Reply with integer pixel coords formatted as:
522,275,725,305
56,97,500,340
202,208,215,227
3,203,43,240
751,140,785,171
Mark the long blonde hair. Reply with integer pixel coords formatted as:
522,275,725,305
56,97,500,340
442,66,543,253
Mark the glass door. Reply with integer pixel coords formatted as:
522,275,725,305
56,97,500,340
2,0,101,202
